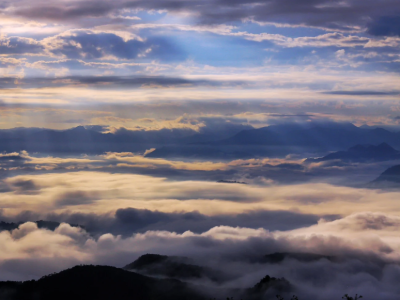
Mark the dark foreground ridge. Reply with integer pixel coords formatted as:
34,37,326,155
0,255,292,300
0,254,364,300
0,265,206,300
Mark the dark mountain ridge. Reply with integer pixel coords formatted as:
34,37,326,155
306,143,400,163
0,125,249,154
0,258,292,300
211,123,400,150
0,265,206,300
1,122,400,159
369,164,400,188
145,145,253,160
124,254,233,283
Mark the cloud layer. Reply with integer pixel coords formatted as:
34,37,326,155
2,212,400,300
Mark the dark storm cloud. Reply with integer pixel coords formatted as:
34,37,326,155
10,179,41,194
54,191,100,206
0,181,12,193
368,16,400,37
14,2,115,20
322,90,400,96
0,75,244,89
0,37,43,55
0,30,186,62
50,32,147,60
65,75,228,87
1,207,335,236
5,0,400,32
47,31,186,61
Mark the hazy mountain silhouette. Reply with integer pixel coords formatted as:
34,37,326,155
207,122,400,150
2,122,400,158
0,125,249,154
124,254,232,283
145,145,253,160
306,143,400,163
369,165,400,188
138,122,400,159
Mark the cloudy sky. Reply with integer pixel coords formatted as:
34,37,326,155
0,0,399,129
1,1,400,299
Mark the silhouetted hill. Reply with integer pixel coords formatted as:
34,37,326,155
0,265,207,300
145,145,253,160
0,261,294,300
249,275,292,294
124,254,230,283
369,165,400,188
241,275,293,300
306,143,400,163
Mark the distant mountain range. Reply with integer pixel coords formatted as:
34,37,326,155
145,145,253,160
2,122,400,158
211,123,400,149
0,124,250,154
306,143,400,163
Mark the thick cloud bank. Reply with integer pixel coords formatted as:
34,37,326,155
1,212,400,299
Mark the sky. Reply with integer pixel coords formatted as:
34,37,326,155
0,0,399,129
1,1,400,299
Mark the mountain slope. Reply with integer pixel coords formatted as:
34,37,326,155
210,123,400,150
369,165,400,188
145,145,253,160
306,143,400,163
0,265,207,300
124,254,232,283
0,262,294,300
0,125,249,154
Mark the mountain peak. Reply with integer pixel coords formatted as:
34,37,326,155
369,165,400,188
69,126,87,131
124,254,169,270
375,142,395,151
